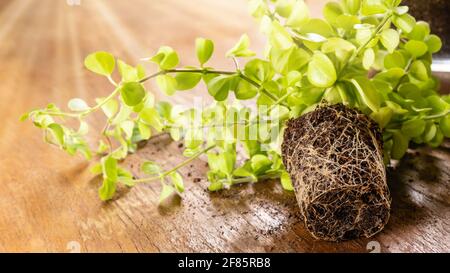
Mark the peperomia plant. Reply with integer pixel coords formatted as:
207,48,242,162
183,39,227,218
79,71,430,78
22,0,449,204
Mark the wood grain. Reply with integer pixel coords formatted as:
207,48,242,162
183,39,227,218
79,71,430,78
0,0,448,253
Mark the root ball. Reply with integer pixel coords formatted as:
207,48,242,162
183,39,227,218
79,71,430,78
282,104,391,241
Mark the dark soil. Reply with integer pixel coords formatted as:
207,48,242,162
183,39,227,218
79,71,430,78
281,104,391,241
403,0,450,58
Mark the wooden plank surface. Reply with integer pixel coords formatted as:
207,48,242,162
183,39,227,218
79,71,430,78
0,0,448,253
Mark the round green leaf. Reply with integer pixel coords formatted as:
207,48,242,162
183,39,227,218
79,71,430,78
286,0,310,28
408,21,430,41
151,46,179,70
169,172,184,193
120,82,146,106
380,29,399,53
307,52,337,88
405,40,428,58
423,122,437,142
139,108,163,132
156,74,177,96
175,71,202,90
280,171,294,191
196,38,214,66
363,48,375,70
425,34,442,54
68,98,89,112
410,60,429,81
393,13,416,34
391,131,409,160
350,77,381,112
344,0,361,15
384,51,406,69
323,1,343,25
207,75,234,101
235,79,258,100
439,115,450,138
84,51,115,76
226,34,256,57
401,119,426,137
47,123,65,146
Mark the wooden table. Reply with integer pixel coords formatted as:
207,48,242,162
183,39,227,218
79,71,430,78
0,0,448,253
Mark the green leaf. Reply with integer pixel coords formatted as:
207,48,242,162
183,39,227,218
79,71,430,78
280,171,294,191
244,59,274,83
235,79,258,100
101,156,118,181
169,172,184,193
120,120,134,139
175,70,202,90
99,178,116,201
401,119,426,137
423,122,437,142
427,95,449,116
159,184,175,204
47,123,65,146
299,19,334,38
269,20,295,50
370,107,393,129
269,46,310,74
428,129,444,148
208,181,223,191
139,108,163,132
274,0,295,17
384,51,405,69
138,121,151,140
226,34,255,57
410,60,429,81
141,161,161,175
408,21,430,41
90,163,103,175
120,82,146,106
439,115,450,138
361,0,386,15
323,1,343,25
380,29,399,53
98,98,118,119
425,35,442,54
363,48,375,70
344,0,361,15
307,51,337,88
195,38,214,65
156,74,177,96
321,37,356,61
393,13,416,34
335,14,361,32
391,131,409,160
207,75,234,101
250,154,272,175
405,40,428,58
150,46,179,70
84,51,115,76
68,98,89,112
350,77,381,112
285,0,310,28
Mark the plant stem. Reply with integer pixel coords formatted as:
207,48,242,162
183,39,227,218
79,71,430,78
133,144,216,183
338,12,393,78
220,173,281,185
424,110,450,120
40,86,121,118
139,68,288,107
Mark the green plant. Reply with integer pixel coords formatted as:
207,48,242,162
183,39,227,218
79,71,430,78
22,0,449,203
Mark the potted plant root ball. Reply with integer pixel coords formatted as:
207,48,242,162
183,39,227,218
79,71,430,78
23,0,450,241
282,104,390,241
